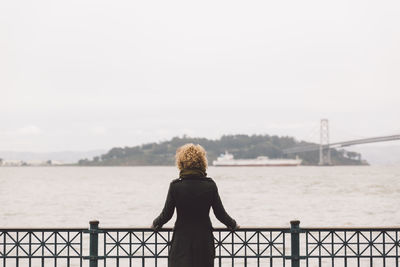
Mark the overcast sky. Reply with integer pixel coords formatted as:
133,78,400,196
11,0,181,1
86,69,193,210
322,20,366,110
1,0,399,152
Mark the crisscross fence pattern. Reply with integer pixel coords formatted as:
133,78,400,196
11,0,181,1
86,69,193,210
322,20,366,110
303,227,400,267
99,227,289,267
0,228,86,267
0,221,399,267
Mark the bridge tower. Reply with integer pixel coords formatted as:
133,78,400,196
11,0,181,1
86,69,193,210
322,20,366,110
319,119,331,165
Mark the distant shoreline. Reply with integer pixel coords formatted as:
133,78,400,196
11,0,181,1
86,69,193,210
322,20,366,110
0,163,372,167
77,135,367,167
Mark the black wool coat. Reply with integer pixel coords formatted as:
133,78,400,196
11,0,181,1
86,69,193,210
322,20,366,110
152,175,237,267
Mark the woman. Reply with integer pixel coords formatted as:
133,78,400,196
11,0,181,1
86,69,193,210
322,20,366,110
152,143,238,267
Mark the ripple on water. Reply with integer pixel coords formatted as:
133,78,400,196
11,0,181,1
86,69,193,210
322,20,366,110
0,166,399,227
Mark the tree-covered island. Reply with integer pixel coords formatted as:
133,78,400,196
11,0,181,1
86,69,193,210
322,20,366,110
78,135,367,166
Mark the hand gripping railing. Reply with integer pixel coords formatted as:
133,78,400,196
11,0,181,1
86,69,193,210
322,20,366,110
1,220,399,267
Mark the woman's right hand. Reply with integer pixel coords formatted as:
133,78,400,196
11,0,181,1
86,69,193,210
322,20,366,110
228,224,240,231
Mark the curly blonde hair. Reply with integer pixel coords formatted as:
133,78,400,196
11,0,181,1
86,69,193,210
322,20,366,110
175,143,208,171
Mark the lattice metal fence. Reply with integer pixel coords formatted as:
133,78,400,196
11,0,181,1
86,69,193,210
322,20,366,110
0,229,86,267
98,228,289,267
303,228,400,267
1,221,399,267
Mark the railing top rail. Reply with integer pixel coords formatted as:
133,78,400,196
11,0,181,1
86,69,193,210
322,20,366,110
0,228,87,231
301,226,400,231
99,227,291,231
1,226,399,231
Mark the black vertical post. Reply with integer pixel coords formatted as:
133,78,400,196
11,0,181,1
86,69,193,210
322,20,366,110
89,220,99,267
290,220,300,267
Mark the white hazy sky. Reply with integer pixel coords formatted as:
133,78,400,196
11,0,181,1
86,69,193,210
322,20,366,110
1,0,399,152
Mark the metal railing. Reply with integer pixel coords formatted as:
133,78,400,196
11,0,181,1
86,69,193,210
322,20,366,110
1,221,399,267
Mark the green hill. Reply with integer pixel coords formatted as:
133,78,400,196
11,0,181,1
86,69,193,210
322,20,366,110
78,134,366,166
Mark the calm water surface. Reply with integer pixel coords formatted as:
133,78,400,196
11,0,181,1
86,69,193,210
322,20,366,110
0,166,399,228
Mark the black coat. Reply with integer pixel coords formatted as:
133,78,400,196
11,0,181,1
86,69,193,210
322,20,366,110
152,175,237,267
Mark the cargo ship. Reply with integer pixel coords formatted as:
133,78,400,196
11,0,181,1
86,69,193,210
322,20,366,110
212,152,302,167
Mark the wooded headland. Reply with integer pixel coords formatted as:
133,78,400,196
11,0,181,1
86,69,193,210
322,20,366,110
78,135,366,166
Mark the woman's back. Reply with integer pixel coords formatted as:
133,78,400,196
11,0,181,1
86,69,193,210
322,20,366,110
152,144,237,267
153,174,236,231
173,176,215,229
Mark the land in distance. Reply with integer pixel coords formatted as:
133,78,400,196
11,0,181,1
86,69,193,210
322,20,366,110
78,135,367,166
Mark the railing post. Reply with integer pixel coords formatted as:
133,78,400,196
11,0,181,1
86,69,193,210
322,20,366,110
290,220,300,267
89,220,99,267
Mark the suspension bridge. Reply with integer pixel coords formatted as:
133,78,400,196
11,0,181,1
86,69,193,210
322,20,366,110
283,119,400,165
